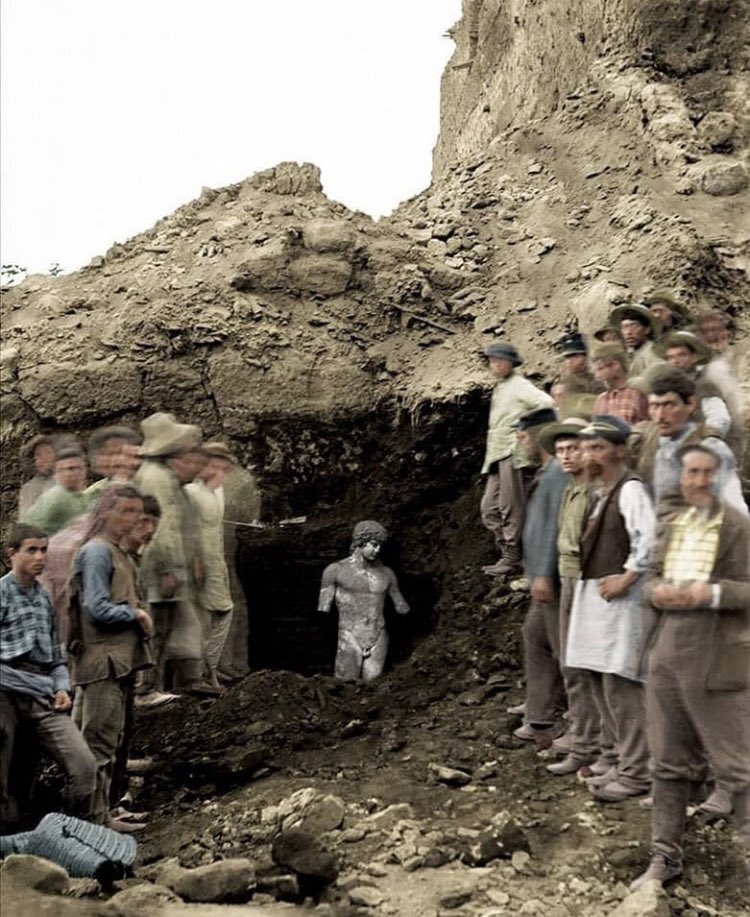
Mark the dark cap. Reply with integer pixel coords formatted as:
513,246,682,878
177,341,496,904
557,332,587,356
579,414,631,444
514,407,558,432
484,342,523,366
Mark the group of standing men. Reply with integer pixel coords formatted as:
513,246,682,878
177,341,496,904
1,413,257,833
479,294,749,889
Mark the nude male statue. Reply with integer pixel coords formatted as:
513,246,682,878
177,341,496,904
318,521,409,681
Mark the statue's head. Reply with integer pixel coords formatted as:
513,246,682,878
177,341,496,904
350,520,388,560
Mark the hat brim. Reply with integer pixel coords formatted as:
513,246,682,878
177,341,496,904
610,304,662,337
655,333,711,364
538,421,588,456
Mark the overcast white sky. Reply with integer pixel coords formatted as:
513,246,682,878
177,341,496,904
1,0,461,276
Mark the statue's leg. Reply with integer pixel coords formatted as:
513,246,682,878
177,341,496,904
334,630,363,680
362,631,389,682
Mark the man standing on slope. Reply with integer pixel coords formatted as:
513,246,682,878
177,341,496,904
479,342,553,579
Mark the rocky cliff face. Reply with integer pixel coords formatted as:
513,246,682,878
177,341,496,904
1,2,748,515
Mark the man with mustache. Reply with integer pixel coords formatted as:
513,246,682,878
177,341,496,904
632,444,750,889
566,416,656,802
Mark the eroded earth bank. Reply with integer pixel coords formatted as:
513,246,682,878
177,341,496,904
1,1,749,915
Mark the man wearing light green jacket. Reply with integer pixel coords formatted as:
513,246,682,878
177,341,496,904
480,343,554,578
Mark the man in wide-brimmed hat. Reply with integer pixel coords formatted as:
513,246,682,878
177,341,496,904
480,343,554,578
659,331,736,453
641,290,689,334
134,413,217,699
610,304,663,390
186,442,238,691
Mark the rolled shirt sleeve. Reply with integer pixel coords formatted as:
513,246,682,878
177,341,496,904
619,480,656,574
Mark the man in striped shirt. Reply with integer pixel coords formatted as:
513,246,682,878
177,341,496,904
632,444,750,889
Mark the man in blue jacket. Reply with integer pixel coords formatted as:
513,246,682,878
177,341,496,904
511,408,570,745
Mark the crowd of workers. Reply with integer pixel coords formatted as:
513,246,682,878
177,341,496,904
1,415,247,834
0,290,747,893
479,294,748,889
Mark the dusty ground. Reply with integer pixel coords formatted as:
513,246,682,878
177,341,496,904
1,3,748,915
83,571,750,916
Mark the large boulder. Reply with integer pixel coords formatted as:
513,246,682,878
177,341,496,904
156,858,256,903
271,829,338,885
0,854,69,895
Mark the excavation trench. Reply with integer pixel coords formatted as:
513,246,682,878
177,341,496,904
233,391,491,677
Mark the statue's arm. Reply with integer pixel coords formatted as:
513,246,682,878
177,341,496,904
387,568,410,615
318,563,339,613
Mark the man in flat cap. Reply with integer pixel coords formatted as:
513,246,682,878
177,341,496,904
480,343,554,578
555,333,602,398
566,415,656,802
133,413,216,699
186,442,237,691
512,407,570,745
318,521,409,681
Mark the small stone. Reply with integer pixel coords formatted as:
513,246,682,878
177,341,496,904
528,163,543,174
440,888,473,909
689,157,749,196
609,880,670,917
486,889,511,906
402,855,425,872
364,803,415,832
511,850,531,873
278,788,346,835
103,883,181,916
0,854,69,895
423,846,452,868
428,763,472,786
340,826,368,843
350,886,386,907
685,897,719,916
64,878,101,898
697,111,736,149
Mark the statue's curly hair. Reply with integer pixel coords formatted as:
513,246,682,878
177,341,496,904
350,520,388,551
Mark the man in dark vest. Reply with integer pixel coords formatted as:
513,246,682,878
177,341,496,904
631,444,750,889
70,485,154,830
565,416,656,802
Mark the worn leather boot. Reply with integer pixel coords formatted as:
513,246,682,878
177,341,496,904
629,853,683,891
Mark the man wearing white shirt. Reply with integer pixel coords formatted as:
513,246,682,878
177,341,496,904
186,442,237,690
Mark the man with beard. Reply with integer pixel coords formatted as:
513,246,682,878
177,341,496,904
318,521,409,681
566,416,656,802
636,368,746,514
631,444,750,889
